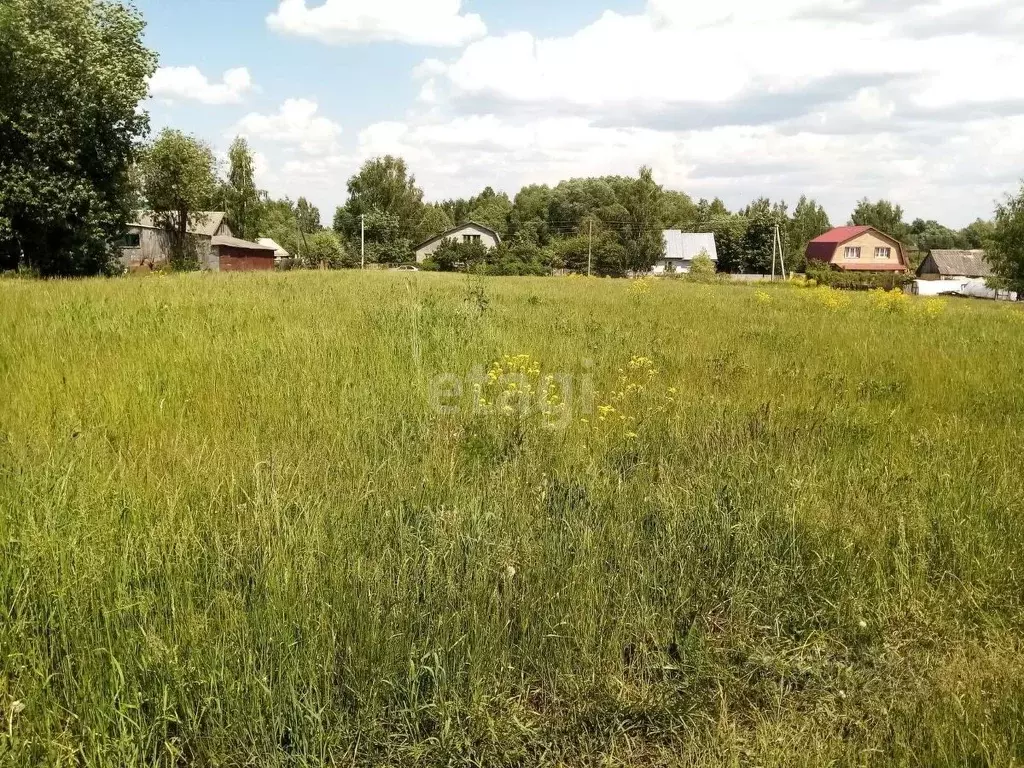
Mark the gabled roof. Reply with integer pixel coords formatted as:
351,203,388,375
212,235,275,251
805,226,907,268
413,221,500,251
806,226,874,263
919,249,993,278
258,238,290,257
663,231,718,261
129,212,228,238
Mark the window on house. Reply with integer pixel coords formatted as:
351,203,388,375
462,234,482,244
874,247,892,260
844,246,862,259
118,233,141,248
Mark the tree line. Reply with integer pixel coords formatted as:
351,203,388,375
2,0,1024,291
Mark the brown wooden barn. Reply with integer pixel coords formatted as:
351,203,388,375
119,212,276,272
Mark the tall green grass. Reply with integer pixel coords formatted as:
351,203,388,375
1,272,1023,766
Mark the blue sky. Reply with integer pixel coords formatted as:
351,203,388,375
141,0,1024,226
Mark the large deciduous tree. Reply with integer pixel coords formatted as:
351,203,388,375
334,156,424,248
614,167,665,273
850,198,909,242
139,129,217,271
296,198,321,235
224,136,264,241
789,196,831,272
0,0,157,275
987,183,1024,295
469,191,513,239
416,204,455,244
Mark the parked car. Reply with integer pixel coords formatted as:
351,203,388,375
393,265,419,272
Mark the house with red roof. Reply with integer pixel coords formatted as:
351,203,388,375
806,226,908,272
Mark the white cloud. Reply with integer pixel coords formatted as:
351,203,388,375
234,99,343,155
266,0,486,46
216,0,1024,226
396,0,1024,225
149,67,254,105
433,1,1024,114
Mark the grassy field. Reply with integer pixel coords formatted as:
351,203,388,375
1,271,1023,766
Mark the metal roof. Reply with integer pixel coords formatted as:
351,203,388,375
806,226,874,263
211,235,275,251
257,238,290,257
129,212,228,238
662,231,718,261
919,250,993,278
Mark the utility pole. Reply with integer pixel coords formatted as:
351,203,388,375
771,225,777,281
360,214,365,270
771,223,787,281
588,219,593,277
778,225,787,280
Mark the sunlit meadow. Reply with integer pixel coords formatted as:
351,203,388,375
1,271,1023,766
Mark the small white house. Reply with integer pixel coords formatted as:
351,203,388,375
414,222,500,264
653,231,718,275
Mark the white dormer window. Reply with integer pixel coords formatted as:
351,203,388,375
844,246,862,259
875,247,892,260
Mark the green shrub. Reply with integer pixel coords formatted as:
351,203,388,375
806,263,913,291
687,251,719,283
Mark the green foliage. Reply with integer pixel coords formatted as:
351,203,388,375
416,204,455,244
475,241,551,276
851,198,910,242
987,182,1024,294
223,137,264,241
259,198,302,258
960,219,996,250
431,238,488,272
789,196,831,272
363,211,412,264
296,197,321,235
508,184,553,246
660,189,698,229
469,191,513,239
551,231,627,277
334,156,424,245
302,229,352,269
139,129,218,271
806,263,914,291
0,0,157,275
705,216,746,274
687,251,718,282
741,198,787,274
614,166,665,273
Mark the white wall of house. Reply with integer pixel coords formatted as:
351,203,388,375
652,232,718,276
415,223,499,263
652,259,698,275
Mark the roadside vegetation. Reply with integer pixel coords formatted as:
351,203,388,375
2,272,1023,766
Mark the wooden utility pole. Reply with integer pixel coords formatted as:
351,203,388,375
771,223,787,280
588,219,593,277
360,214,365,270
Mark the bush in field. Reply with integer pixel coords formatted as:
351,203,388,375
687,250,719,282
302,229,354,269
806,263,913,291
431,238,489,272
474,242,551,276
